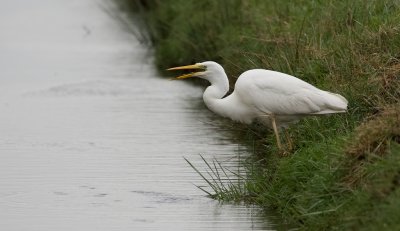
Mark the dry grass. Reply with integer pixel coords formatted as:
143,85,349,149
344,106,400,187
347,106,400,158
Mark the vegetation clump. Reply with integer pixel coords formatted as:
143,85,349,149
347,106,399,159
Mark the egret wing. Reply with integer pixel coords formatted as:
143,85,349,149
235,70,326,115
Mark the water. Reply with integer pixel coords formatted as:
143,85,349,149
0,0,276,230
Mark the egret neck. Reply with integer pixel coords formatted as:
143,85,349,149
201,69,241,121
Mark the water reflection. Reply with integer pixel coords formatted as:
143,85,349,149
0,0,276,230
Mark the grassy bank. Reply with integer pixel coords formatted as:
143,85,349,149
117,0,400,230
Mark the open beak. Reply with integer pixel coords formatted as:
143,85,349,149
167,64,205,79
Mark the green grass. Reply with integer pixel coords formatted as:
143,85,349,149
115,0,400,229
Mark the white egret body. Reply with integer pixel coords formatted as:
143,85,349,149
168,61,348,150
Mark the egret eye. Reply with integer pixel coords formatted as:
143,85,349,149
199,65,207,71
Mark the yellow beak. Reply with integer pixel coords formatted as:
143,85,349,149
167,64,205,79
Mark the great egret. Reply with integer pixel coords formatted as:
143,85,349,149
168,61,348,152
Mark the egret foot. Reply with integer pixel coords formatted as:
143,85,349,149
284,129,294,152
279,149,291,157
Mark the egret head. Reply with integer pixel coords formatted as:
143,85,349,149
167,61,225,83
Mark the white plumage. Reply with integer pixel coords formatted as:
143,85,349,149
168,61,348,151
231,69,348,126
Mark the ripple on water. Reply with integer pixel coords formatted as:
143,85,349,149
23,80,140,97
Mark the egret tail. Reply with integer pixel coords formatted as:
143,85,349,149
314,91,348,114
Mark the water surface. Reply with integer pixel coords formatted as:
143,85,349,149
0,0,276,230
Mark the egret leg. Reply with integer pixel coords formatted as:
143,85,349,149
270,115,283,151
